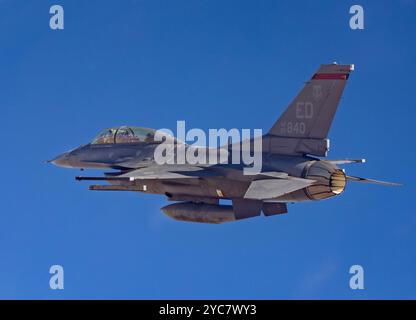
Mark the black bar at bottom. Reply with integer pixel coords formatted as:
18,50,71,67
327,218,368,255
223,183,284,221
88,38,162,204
0,300,413,318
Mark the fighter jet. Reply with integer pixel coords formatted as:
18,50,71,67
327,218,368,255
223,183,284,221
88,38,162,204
50,63,399,223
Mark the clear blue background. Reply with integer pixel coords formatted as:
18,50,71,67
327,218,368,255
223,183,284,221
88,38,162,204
1,0,414,299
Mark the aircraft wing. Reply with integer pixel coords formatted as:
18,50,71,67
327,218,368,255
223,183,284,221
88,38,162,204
119,164,220,180
76,164,221,182
244,177,315,200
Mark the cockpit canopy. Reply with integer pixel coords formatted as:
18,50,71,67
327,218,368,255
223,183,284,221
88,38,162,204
91,126,156,144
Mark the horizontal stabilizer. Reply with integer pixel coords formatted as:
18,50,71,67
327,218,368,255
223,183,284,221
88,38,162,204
244,177,315,200
346,176,401,186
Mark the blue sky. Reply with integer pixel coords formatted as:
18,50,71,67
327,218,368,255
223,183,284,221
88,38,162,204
1,0,415,299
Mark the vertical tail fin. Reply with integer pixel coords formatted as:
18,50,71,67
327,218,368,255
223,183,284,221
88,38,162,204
266,63,354,156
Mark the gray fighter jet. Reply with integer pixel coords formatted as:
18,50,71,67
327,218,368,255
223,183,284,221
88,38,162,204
50,63,399,223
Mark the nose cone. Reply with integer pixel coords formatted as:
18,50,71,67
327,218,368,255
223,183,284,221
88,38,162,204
49,152,73,168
